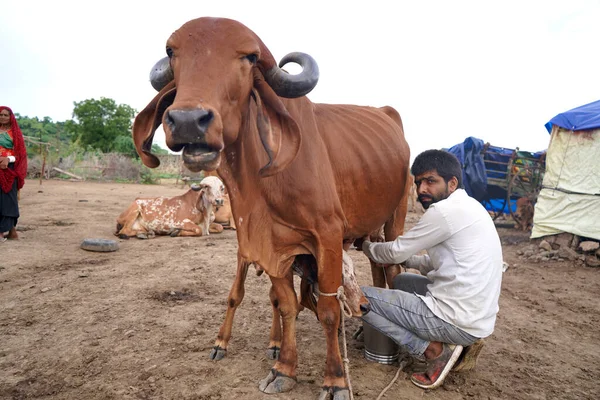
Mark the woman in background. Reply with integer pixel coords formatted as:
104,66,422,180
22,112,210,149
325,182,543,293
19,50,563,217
0,106,27,241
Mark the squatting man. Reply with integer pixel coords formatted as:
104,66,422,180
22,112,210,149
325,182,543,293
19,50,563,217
358,149,503,389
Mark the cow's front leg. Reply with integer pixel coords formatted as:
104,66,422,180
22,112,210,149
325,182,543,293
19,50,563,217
317,245,351,400
209,222,224,233
266,284,282,359
177,221,204,236
210,254,250,360
258,273,298,394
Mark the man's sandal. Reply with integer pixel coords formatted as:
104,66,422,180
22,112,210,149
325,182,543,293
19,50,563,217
410,344,463,390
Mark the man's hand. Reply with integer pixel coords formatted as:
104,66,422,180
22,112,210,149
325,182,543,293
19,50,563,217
353,236,366,251
361,240,373,260
0,157,8,169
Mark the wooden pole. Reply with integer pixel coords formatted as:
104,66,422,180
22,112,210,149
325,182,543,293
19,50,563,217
40,148,46,185
52,167,83,180
39,139,45,185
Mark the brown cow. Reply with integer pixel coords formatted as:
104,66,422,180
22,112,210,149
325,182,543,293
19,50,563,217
407,173,422,214
133,17,410,399
115,176,225,239
514,196,534,231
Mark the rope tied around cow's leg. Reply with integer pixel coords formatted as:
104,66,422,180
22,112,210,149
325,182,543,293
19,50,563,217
317,286,354,400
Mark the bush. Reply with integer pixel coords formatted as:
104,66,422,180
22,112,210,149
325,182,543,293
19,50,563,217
24,152,201,184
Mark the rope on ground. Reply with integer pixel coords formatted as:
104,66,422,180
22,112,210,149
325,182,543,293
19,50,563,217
317,286,354,400
375,357,409,400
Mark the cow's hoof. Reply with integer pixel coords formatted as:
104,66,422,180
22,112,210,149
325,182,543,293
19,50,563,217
266,346,280,360
318,387,351,400
136,233,148,240
169,229,181,237
209,346,227,361
258,369,296,393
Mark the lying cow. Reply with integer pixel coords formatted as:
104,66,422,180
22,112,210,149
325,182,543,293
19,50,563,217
115,176,225,239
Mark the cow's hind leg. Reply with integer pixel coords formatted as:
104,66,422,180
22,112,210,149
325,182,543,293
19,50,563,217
371,171,411,287
367,226,389,288
115,206,146,239
210,253,251,360
259,271,298,394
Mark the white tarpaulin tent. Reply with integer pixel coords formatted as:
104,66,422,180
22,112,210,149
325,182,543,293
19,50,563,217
532,100,600,240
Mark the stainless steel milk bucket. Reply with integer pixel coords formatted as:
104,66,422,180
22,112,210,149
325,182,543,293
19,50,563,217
363,322,400,364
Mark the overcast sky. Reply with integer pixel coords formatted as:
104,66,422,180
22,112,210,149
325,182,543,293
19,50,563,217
2,0,599,159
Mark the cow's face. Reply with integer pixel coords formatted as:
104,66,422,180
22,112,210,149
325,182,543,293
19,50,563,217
161,19,260,172
133,17,318,176
197,176,226,209
514,197,534,231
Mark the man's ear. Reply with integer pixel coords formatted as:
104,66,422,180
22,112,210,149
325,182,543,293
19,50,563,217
448,176,459,193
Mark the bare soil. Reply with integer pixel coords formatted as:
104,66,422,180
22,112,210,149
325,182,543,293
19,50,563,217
1,179,599,400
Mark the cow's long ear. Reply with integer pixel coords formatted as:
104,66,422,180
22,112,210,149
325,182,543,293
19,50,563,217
132,81,177,168
196,185,210,212
252,70,301,178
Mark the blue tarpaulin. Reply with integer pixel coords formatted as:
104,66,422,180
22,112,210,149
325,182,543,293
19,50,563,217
444,137,545,214
445,137,487,202
545,99,600,133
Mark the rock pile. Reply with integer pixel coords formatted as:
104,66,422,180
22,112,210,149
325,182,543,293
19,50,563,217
516,233,600,267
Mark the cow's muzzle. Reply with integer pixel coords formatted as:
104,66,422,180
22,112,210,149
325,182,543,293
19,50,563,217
166,108,214,144
165,108,221,172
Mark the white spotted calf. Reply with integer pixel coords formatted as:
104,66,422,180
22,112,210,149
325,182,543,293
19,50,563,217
115,176,225,239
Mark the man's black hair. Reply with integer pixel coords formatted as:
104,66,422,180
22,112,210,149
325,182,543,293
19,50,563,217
410,149,463,188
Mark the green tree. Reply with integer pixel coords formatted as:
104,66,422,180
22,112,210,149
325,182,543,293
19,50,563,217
17,114,72,156
65,98,136,153
112,131,168,158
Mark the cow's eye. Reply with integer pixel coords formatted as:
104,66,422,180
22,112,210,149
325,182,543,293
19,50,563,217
244,54,258,64
166,47,174,58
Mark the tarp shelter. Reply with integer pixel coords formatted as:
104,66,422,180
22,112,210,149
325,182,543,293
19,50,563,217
532,100,600,241
445,137,487,202
445,137,545,215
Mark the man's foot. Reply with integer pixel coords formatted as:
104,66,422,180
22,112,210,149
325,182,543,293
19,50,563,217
410,344,463,390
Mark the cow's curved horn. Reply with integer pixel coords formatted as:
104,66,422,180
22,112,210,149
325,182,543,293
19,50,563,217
149,57,174,92
264,52,319,98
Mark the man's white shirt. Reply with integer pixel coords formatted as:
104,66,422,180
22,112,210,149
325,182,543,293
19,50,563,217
364,189,503,338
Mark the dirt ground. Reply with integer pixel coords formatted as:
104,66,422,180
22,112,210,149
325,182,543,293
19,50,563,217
1,179,599,400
